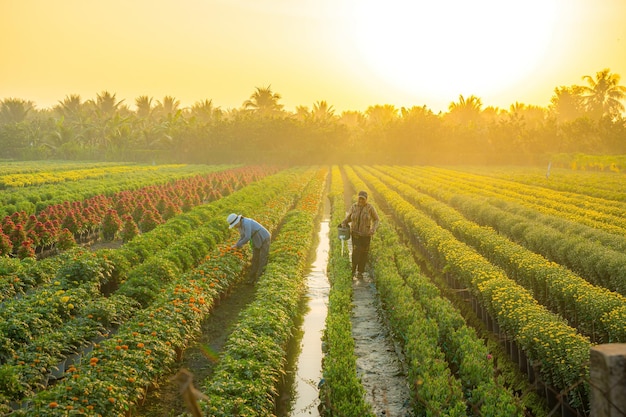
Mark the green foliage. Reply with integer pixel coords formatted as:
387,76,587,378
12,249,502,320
56,249,109,287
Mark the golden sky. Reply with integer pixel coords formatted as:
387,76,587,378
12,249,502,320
1,0,625,113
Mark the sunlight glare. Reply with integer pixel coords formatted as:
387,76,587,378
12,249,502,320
346,0,558,100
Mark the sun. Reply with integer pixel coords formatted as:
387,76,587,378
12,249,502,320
345,0,558,102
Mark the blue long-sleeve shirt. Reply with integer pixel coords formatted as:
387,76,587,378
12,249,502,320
235,217,271,249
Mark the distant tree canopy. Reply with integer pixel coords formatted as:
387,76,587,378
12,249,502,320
1,69,625,165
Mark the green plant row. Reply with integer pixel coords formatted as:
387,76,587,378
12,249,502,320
456,166,626,202
354,167,591,411
549,153,626,175
0,163,188,189
347,167,522,416
0,256,62,302
388,165,626,295
0,163,234,217
371,166,626,342
0,165,272,298
11,243,247,416
0,165,273,306
199,168,327,416
0,161,125,177
0,250,126,362
0,168,313,407
428,166,626,222
410,166,626,237
6,168,319,415
317,166,375,417
0,169,246,352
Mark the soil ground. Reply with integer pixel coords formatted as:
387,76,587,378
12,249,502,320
134,281,258,416
352,273,414,417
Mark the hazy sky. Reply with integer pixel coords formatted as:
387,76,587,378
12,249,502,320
1,0,625,113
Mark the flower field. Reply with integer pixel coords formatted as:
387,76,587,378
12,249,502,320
0,161,624,416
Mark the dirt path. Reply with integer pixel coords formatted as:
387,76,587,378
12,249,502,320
135,281,258,416
340,168,413,416
352,273,414,417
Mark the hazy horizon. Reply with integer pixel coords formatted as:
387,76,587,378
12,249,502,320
2,0,625,114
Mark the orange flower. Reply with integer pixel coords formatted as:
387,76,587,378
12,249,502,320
49,402,58,408
137,343,145,348
108,397,116,403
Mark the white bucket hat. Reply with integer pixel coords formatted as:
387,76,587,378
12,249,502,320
227,213,242,228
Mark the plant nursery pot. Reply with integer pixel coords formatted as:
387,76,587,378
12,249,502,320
50,358,67,379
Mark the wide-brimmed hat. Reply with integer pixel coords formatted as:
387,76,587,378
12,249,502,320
227,213,242,228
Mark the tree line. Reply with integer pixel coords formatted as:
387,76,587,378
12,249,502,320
1,68,625,165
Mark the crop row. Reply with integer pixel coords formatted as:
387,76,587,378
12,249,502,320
353,166,591,410
0,164,188,189
0,168,312,411
5,167,318,415
198,168,327,416
0,161,125,177
317,166,374,416
462,166,626,202
0,165,270,285
0,164,235,218
369,166,626,342
385,166,626,297
345,167,523,416
413,167,626,236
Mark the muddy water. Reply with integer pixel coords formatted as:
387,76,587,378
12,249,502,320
278,206,331,416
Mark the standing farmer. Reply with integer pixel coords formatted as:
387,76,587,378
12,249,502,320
340,190,380,278
227,213,271,283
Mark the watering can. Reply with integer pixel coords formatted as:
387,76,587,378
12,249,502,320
337,224,350,255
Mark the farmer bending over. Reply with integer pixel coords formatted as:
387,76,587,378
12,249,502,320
227,213,271,284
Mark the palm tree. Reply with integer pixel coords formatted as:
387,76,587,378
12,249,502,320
0,98,34,123
54,94,84,120
135,96,154,119
549,86,586,123
365,104,398,127
86,91,125,118
189,99,221,123
294,105,311,122
155,96,180,117
447,94,483,125
242,85,284,117
580,68,626,119
338,110,366,130
312,100,336,122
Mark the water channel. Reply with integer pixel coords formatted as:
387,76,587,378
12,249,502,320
279,201,331,416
